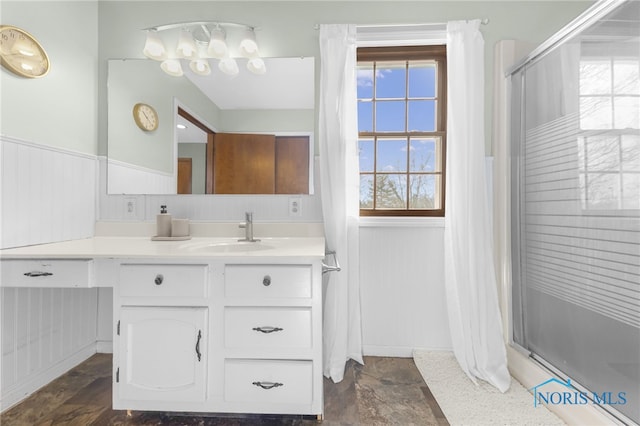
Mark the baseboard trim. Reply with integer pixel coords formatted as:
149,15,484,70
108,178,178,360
364,345,452,358
0,344,97,413
96,341,113,354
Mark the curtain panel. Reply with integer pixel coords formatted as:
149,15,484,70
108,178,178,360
444,20,510,392
318,24,364,383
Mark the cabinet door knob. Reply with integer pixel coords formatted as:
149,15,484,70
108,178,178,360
262,275,271,286
154,274,164,285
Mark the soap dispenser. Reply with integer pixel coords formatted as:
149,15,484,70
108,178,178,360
156,205,172,237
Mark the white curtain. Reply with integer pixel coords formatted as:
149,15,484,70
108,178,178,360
444,20,511,392
318,24,364,382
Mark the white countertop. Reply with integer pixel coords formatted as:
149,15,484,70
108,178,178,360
0,236,326,259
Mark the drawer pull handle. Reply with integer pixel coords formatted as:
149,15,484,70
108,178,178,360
195,330,202,362
24,271,53,277
252,326,283,334
252,381,283,390
154,274,164,285
262,275,271,286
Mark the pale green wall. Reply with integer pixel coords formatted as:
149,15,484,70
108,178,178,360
98,1,594,156
0,1,98,155
0,1,594,159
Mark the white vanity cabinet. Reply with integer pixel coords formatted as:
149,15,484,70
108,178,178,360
221,263,323,416
0,235,325,418
113,262,211,412
117,306,208,403
0,259,95,287
113,257,324,418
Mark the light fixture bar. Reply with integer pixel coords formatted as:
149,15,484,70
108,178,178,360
143,21,257,33
142,20,265,77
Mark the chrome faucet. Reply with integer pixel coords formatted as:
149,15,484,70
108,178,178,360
238,212,259,242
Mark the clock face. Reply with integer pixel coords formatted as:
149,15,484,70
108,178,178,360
0,25,50,78
133,103,159,132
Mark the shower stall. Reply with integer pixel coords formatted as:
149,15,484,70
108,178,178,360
509,1,639,424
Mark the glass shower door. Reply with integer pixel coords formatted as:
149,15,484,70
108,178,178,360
510,1,640,423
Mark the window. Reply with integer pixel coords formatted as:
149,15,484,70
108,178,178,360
578,57,640,210
357,45,447,216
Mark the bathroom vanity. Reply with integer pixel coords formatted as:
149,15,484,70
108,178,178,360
0,232,325,418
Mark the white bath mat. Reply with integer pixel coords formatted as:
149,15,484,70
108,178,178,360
413,350,565,426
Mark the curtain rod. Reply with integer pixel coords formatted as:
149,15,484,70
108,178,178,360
313,19,489,30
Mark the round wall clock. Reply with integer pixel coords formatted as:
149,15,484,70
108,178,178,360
132,103,159,132
0,25,50,78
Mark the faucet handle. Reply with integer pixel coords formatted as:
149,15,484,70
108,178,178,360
245,211,253,221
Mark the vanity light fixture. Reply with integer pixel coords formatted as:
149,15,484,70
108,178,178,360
176,29,198,59
160,58,183,77
207,26,228,59
142,21,266,77
238,27,259,58
247,57,266,75
142,30,167,61
189,58,211,76
218,56,240,76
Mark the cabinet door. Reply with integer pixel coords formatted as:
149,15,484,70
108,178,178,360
118,307,207,402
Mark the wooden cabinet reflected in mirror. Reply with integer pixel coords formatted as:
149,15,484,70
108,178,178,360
177,108,309,195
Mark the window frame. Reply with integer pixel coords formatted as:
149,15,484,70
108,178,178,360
357,45,447,217
577,53,640,213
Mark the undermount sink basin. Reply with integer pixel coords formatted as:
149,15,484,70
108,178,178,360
180,240,275,253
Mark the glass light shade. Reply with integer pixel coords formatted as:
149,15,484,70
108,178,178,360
247,57,266,75
160,59,184,77
218,57,239,76
207,27,228,59
176,29,198,59
239,28,259,58
189,59,211,76
143,31,167,61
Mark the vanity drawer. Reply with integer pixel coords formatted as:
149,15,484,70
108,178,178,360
224,359,312,405
224,265,311,299
225,307,312,349
119,264,208,298
0,259,94,288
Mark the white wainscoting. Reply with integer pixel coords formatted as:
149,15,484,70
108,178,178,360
359,221,452,356
0,137,96,249
106,157,175,195
0,136,99,412
98,156,324,223
0,288,98,411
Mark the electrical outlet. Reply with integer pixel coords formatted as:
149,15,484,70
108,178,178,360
288,197,302,217
124,197,137,219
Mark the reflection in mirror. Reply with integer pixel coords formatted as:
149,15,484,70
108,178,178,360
176,109,208,194
107,57,315,195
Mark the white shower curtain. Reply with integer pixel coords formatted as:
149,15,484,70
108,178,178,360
444,20,511,392
318,24,364,382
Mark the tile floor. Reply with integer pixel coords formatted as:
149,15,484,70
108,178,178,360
1,354,449,425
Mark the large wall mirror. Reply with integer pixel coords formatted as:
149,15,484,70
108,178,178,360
107,57,315,195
